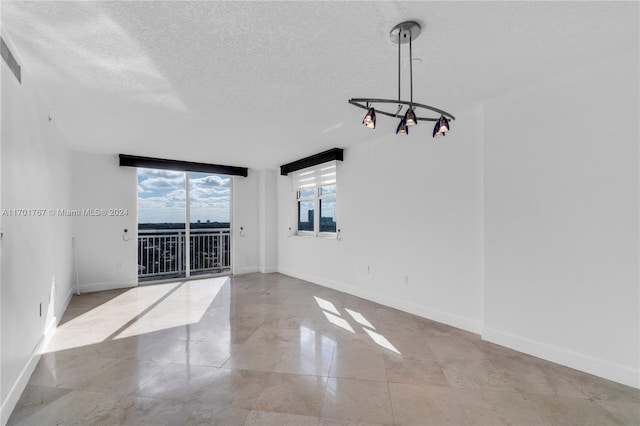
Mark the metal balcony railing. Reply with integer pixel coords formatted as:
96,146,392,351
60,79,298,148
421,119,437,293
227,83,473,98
138,228,230,281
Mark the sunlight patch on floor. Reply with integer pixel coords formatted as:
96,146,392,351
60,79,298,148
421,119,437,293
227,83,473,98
44,278,226,353
314,296,341,316
323,311,355,333
115,278,225,339
345,308,375,330
363,327,401,354
316,295,400,354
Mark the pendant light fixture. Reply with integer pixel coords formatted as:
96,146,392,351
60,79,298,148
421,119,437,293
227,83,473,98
433,115,450,137
396,118,408,135
363,107,376,129
348,21,455,137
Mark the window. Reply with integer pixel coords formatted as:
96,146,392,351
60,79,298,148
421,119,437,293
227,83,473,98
293,162,337,236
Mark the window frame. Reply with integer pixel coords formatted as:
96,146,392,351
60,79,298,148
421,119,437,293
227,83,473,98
293,163,338,238
296,187,316,236
317,184,337,236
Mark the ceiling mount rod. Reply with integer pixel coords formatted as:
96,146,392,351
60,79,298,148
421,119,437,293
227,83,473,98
398,27,401,104
409,30,413,106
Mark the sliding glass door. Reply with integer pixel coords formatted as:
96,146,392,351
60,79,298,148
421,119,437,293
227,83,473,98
137,169,231,282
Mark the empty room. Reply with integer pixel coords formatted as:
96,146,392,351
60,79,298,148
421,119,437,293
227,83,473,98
1,1,638,425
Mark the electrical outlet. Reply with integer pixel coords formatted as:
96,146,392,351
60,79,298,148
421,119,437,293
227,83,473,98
403,275,409,285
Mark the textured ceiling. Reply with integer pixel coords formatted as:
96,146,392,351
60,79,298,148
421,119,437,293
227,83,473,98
1,1,638,169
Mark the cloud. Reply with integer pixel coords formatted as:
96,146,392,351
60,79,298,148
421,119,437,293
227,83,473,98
138,169,184,179
140,176,186,190
137,171,230,223
192,175,229,188
190,175,230,198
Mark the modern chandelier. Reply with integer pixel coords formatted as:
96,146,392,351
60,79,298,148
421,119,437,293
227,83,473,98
348,21,455,137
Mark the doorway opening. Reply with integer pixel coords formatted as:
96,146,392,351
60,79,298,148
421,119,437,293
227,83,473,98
136,169,231,282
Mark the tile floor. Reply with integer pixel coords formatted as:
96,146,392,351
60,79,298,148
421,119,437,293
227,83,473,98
8,273,640,425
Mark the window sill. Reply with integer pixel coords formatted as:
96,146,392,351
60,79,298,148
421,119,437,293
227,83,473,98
295,231,315,237
293,232,337,239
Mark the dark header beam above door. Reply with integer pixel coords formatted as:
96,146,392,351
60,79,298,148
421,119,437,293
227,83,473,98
119,154,248,177
280,148,344,176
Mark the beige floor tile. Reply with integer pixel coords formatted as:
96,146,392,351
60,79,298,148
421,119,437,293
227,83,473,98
321,378,393,424
329,346,387,381
595,399,640,425
441,359,516,392
221,342,281,372
91,335,157,359
244,324,323,346
162,322,258,345
254,373,328,416
388,382,471,426
427,335,488,364
113,395,184,426
189,368,270,410
319,419,391,426
420,318,475,338
6,385,73,425
384,354,448,386
274,342,335,376
135,362,219,402
491,358,585,398
167,402,250,425
244,410,320,425
454,388,547,426
29,351,117,390
528,394,627,426
8,389,124,426
556,366,640,402
385,335,438,363
78,358,159,396
136,337,237,367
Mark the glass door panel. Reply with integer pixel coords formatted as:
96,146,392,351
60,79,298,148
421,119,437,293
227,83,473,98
188,172,231,277
137,168,186,282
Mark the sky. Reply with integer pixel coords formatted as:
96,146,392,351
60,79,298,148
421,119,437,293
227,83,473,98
137,168,230,224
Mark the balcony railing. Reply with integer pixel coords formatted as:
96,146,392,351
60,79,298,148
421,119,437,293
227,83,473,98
138,228,230,281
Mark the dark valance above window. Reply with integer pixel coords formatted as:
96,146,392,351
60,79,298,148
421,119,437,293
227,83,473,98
280,148,344,176
119,154,248,177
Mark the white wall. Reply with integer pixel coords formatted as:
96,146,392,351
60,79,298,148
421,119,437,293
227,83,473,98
277,105,485,333
71,152,138,293
483,52,639,388
259,169,278,273
1,39,74,424
232,170,260,274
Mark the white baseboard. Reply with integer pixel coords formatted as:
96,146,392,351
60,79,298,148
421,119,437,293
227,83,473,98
0,335,44,426
0,334,48,426
482,327,640,389
234,266,259,275
1,285,75,425
61,286,74,314
277,268,482,335
78,279,137,293
384,297,483,334
260,266,278,274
